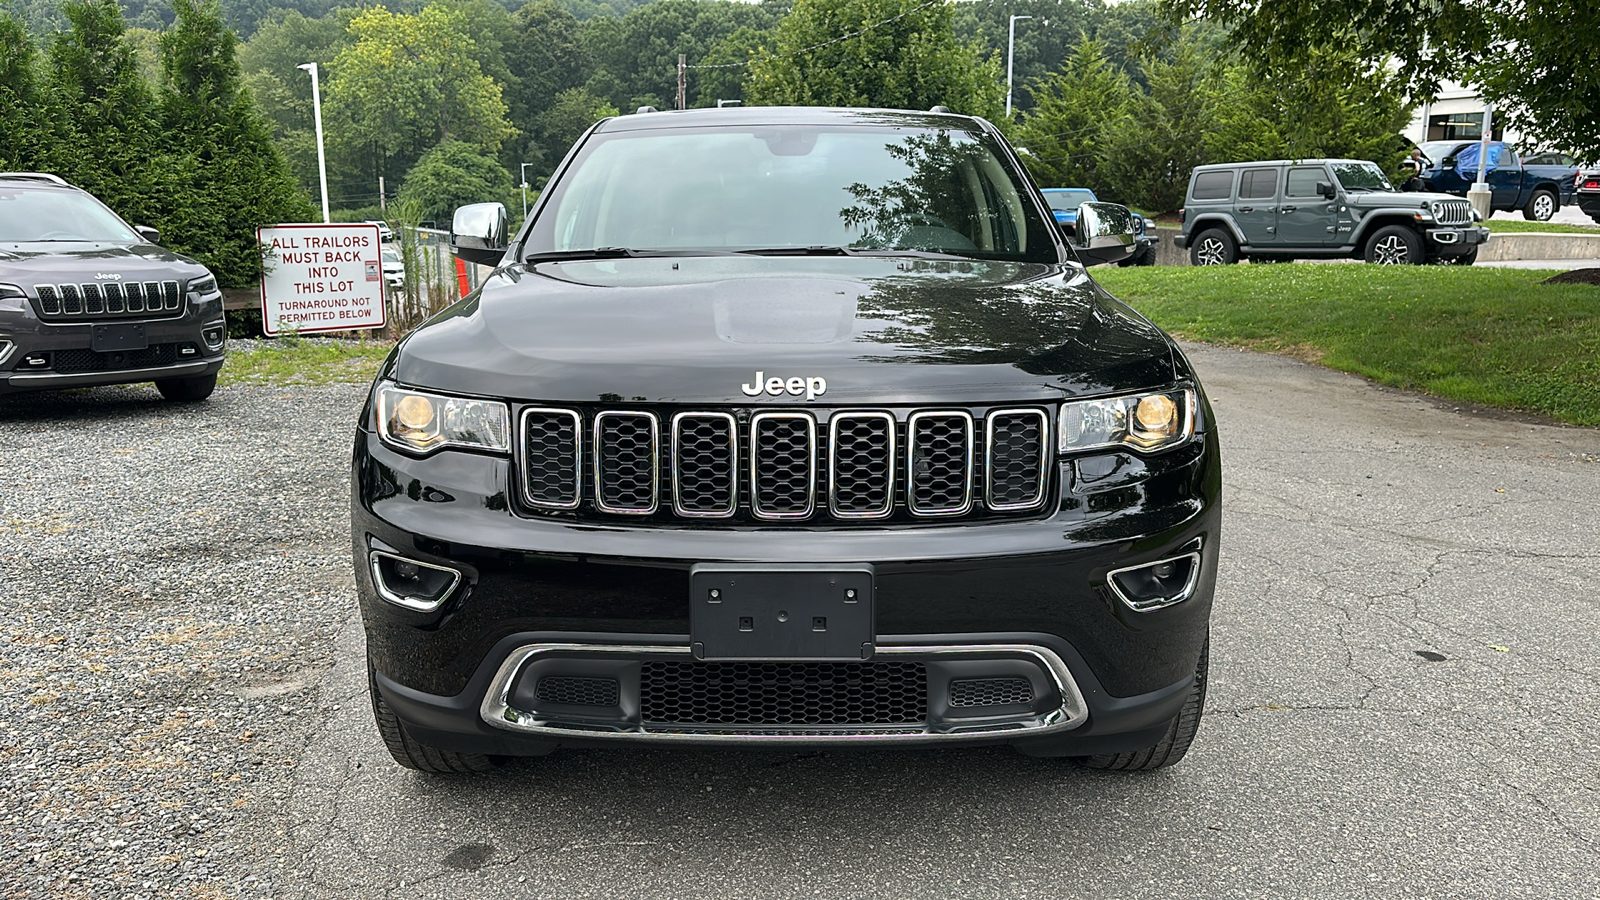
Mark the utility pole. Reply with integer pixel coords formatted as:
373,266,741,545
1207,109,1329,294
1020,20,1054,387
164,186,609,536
1006,15,1033,119
378,175,386,214
677,54,687,111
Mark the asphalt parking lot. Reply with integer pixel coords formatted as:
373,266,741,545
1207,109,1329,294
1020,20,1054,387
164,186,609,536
2,344,1597,898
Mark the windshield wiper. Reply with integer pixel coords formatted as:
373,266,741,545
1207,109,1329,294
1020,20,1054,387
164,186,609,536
523,247,746,263
738,246,969,260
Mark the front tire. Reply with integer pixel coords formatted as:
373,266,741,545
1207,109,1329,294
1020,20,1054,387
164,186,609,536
1522,189,1556,221
1364,225,1424,265
369,663,502,774
1189,229,1237,266
1435,246,1479,266
155,373,217,402
1079,638,1208,771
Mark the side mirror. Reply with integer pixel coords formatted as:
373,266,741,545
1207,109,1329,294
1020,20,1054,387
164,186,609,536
1317,182,1336,201
451,203,507,266
1072,201,1136,266
135,225,161,244
1441,156,1457,171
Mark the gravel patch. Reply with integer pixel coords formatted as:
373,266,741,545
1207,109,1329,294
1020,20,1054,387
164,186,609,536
0,380,367,899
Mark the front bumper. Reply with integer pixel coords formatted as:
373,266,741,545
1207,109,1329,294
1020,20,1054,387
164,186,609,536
1425,224,1490,254
352,399,1221,755
0,293,226,394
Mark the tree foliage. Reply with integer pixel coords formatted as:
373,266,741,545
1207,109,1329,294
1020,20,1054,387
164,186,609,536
1164,0,1600,160
395,139,515,224
1011,39,1129,190
745,0,1002,119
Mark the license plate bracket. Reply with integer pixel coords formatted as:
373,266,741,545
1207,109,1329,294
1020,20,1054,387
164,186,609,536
689,563,874,661
91,323,148,353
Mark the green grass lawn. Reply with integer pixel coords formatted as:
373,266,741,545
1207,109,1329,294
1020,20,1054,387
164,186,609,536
1094,265,1600,426
1483,219,1600,234
219,338,393,386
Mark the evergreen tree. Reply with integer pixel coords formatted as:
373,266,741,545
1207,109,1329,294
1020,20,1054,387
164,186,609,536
157,0,314,288
1010,39,1129,190
0,13,48,171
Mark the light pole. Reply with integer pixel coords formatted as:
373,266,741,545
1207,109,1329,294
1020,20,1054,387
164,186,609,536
1006,15,1033,118
297,62,330,224
519,162,534,221
1468,103,1494,220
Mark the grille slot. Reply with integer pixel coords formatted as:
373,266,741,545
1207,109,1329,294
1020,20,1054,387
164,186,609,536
672,412,738,517
520,408,581,510
750,412,816,519
32,280,182,320
829,411,895,518
985,409,1049,510
948,677,1034,708
1435,199,1472,226
907,411,973,516
640,660,927,727
535,676,620,707
593,411,659,515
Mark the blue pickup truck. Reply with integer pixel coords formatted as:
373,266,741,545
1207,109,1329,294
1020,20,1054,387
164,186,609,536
1040,187,1158,265
1416,141,1579,221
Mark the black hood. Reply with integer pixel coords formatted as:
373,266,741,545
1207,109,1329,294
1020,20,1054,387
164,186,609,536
0,241,208,289
392,257,1176,405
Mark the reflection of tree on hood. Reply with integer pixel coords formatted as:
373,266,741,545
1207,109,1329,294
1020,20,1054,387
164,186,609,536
853,272,1167,375
841,132,995,250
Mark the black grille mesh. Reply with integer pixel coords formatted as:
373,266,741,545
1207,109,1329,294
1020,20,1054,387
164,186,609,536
52,343,177,375
673,414,737,515
752,416,813,517
522,411,580,508
909,414,972,514
830,414,893,516
595,413,657,512
641,660,927,726
535,676,620,707
987,412,1046,508
35,280,182,319
948,677,1034,708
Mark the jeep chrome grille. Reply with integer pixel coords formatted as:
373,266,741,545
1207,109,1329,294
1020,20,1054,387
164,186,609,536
1434,199,1472,226
34,280,183,320
517,406,1052,523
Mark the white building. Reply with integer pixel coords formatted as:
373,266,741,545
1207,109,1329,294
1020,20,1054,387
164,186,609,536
1404,81,1527,147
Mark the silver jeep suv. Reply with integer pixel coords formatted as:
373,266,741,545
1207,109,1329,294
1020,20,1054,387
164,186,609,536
1175,159,1490,266
0,173,226,400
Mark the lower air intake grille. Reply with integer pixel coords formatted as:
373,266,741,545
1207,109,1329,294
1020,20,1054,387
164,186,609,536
640,660,927,726
535,676,620,707
52,343,177,375
948,677,1034,708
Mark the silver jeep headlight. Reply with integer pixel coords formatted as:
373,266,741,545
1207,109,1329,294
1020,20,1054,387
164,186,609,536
1059,387,1196,454
377,382,510,455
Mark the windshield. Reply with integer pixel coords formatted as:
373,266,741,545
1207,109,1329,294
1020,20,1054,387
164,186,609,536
1416,142,1467,163
382,247,401,262
0,187,140,242
525,124,1056,262
1041,189,1095,214
1330,162,1394,192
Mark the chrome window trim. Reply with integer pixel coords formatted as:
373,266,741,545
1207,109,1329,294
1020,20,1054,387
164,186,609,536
368,549,463,613
593,409,660,515
749,411,816,520
828,410,896,519
480,642,1089,742
1106,550,1204,613
518,407,583,510
671,411,738,518
984,408,1050,511
907,410,974,517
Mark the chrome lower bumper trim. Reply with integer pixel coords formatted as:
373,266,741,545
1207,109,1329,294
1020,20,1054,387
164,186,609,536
479,642,1090,744
5,358,220,388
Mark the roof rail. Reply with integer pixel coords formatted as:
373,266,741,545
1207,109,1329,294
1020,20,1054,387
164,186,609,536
0,172,70,186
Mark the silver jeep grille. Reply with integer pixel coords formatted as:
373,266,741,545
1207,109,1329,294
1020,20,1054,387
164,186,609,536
34,280,183,320
517,406,1053,524
1433,199,1472,226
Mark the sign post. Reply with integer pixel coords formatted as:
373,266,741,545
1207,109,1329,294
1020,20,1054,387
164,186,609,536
257,223,387,335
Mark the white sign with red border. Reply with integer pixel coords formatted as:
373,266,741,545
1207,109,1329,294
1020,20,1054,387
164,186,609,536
257,223,387,335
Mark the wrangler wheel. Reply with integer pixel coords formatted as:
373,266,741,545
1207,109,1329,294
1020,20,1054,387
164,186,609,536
1363,225,1423,265
1188,229,1236,266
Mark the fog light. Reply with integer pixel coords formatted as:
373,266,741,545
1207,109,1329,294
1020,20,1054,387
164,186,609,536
202,324,225,351
1107,551,1201,612
369,549,462,612
23,353,49,368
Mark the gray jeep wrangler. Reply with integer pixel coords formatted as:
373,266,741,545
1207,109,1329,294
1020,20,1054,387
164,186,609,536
1175,159,1490,266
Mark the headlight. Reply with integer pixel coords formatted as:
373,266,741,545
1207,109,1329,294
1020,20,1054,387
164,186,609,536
189,276,218,295
1059,387,1195,454
376,383,510,455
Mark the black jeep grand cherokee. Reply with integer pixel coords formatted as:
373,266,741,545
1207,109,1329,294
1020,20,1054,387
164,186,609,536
0,173,225,400
353,107,1221,773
